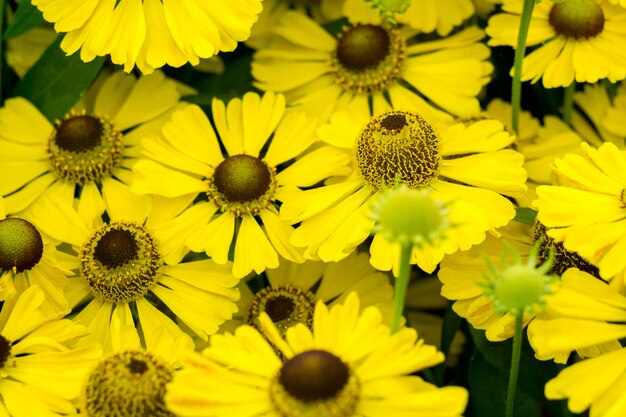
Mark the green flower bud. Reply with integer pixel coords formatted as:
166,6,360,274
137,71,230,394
482,241,557,316
370,184,451,247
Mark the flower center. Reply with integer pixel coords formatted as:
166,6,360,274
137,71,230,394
248,286,316,334
549,0,604,39
81,222,162,303
532,222,600,278
0,335,11,368
0,218,44,273
84,350,175,417
356,111,440,191
207,154,277,215
47,113,122,184
331,24,405,94
270,350,360,417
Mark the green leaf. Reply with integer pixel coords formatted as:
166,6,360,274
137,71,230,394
12,36,105,122
468,349,541,417
183,50,256,105
3,1,46,40
514,207,537,226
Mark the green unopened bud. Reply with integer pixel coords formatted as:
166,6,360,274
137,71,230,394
370,184,450,247
482,241,557,316
364,0,411,24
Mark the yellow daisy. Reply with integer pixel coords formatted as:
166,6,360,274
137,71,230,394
252,11,492,122
247,0,344,49
0,70,184,218
0,285,102,416
439,219,598,342
542,346,626,417
6,26,56,78
0,197,70,312
166,292,469,417
343,0,476,35
280,108,527,274
223,252,394,335
31,0,263,73
485,86,625,206
486,0,626,88
534,142,626,288
132,92,351,278
73,317,193,417
528,268,625,363
25,190,241,353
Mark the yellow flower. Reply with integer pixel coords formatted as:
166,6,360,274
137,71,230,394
280,108,527,274
439,218,595,342
487,0,626,88
534,142,626,287
252,11,492,122
166,292,468,417
247,0,345,49
0,285,102,416
485,86,625,206
543,346,626,417
528,268,625,363
0,70,184,218
73,322,193,417
31,0,263,73
25,190,241,353
223,252,394,336
0,197,70,312
343,0,476,35
132,92,350,278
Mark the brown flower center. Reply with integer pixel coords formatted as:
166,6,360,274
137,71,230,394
84,350,175,417
356,111,440,191
47,112,122,184
549,0,604,39
533,221,600,277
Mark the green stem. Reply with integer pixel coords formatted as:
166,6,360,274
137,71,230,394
511,0,536,135
562,82,575,125
505,310,524,417
391,242,412,333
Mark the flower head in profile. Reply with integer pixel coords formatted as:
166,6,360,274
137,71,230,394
440,219,596,341
132,92,351,278
487,0,626,88
0,285,102,416
31,0,263,73
0,197,70,311
167,292,469,417
0,70,184,218
26,191,240,353
281,108,527,274
252,12,492,122
223,252,394,336
534,142,626,289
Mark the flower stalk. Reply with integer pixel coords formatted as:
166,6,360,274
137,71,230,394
511,0,537,135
